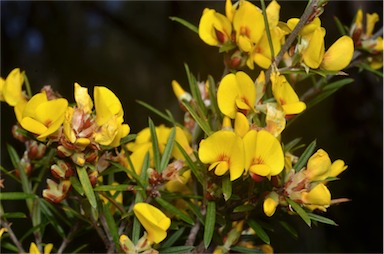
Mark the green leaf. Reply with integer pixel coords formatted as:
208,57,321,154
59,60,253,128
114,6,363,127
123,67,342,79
0,192,36,200
70,176,84,196
103,203,119,249
0,165,20,183
160,127,176,172
0,242,19,253
204,201,216,249
132,192,144,244
207,75,222,124
184,64,207,116
76,166,97,209
149,117,161,172
1,212,27,219
186,200,204,225
247,219,270,244
286,197,311,227
181,100,212,136
293,140,317,172
94,184,132,192
307,78,354,109
233,204,255,213
175,143,204,185
161,227,186,249
7,144,31,196
222,175,232,201
159,246,195,253
136,100,183,128
283,138,303,153
40,199,66,237
156,197,194,225
333,16,348,36
169,16,198,34
307,212,338,226
120,134,137,145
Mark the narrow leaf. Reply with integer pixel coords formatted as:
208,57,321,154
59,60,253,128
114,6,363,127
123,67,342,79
76,166,97,209
175,143,204,185
204,201,216,249
230,246,264,253
233,204,255,213
247,219,270,244
103,203,119,249
161,227,186,248
159,245,195,253
156,197,194,225
1,212,27,219
149,117,161,172
169,16,198,33
136,100,183,128
0,192,36,200
94,184,131,192
279,220,299,239
307,212,338,226
293,140,317,172
160,127,176,172
181,100,212,136
70,176,84,195
286,197,311,227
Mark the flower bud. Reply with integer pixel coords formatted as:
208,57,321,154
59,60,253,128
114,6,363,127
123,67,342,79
172,80,192,102
43,179,71,203
119,234,135,254
27,141,47,159
301,183,331,211
263,192,279,217
51,160,74,179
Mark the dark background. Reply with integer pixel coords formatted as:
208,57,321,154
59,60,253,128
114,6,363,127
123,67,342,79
1,1,382,253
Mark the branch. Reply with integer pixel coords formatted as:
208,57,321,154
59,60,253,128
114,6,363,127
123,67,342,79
57,221,80,254
264,0,322,85
0,220,25,253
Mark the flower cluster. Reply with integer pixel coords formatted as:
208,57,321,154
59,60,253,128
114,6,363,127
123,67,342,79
0,1,381,253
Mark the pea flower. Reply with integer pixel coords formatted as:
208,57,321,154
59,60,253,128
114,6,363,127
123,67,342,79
94,86,130,147
243,129,284,179
19,91,68,141
0,68,26,106
198,8,232,47
217,71,256,119
300,183,331,212
320,36,354,71
198,130,245,181
133,203,171,244
29,242,53,254
233,1,265,53
271,72,306,116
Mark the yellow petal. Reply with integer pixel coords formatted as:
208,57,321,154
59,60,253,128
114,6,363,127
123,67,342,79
234,112,249,138
329,159,348,178
233,1,265,44
301,183,331,206
20,117,48,135
3,68,25,106
255,130,284,176
44,243,53,254
321,36,354,71
366,12,379,37
94,86,123,126
74,82,93,113
172,126,193,160
263,192,279,217
266,0,280,27
199,8,232,46
35,98,68,127
133,203,171,244
22,92,48,118
305,149,331,181
302,27,325,69
217,73,239,118
14,98,27,124
29,242,40,254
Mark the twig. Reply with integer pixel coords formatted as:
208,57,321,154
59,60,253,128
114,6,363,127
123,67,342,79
185,218,201,246
57,221,80,254
264,0,321,85
0,220,25,253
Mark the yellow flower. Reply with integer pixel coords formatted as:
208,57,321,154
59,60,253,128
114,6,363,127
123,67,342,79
234,112,249,138
199,8,232,46
264,103,286,137
217,71,256,119
0,227,8,238
233,1,265,52
263,191,279,217
301,183,331,212
133,203,171,244
172,80,192,102
29,242,53,254
198,130,245,181
243,130,284,178
19,92,68,141
329,159,348,178
0,68,26,106
271,72,306,115
301,27,325,69
94,86,130,147
305,149,331,181
321,36,354,71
